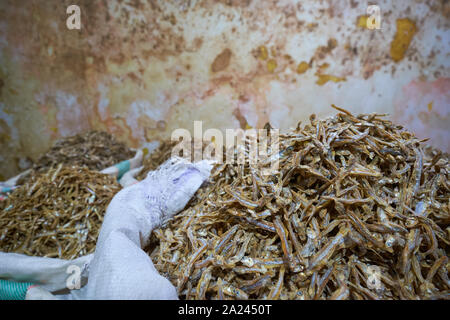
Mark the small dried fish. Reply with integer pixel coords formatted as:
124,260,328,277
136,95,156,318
0,166,121,259
146,107,450,300
17,131,135,185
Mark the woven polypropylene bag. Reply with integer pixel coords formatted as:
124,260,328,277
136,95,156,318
0,157,213,300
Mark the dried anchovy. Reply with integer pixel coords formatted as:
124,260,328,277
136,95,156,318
18,131,135,185
147,106,449,300
0,165,121,259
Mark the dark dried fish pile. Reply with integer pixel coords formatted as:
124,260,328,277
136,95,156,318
35,130,135,172
148,106,449,300
0,165,121,259
17,131,135,185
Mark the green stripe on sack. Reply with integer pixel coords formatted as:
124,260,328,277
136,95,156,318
1,187,12,193
115,160,130,180
0,280,33,300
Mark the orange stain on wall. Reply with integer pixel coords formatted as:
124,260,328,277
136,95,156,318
315,74,346,85
390,18,417,62
296,61,309,74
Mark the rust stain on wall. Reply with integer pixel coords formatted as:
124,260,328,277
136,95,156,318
296,61,309,74
315,74,346,86
390,18,417,62
211,48,232,73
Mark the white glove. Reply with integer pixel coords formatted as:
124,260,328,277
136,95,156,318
83,157,214,299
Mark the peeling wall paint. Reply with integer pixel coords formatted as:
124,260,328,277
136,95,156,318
0,0,449,179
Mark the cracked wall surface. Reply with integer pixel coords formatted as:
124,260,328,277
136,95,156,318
0,0,449,179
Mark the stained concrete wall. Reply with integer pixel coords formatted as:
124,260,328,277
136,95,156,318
0,0,449,179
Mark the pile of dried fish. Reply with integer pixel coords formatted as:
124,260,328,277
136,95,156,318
0,165,121,259
36,130,135,171
147,106,449,300
17,131,135,185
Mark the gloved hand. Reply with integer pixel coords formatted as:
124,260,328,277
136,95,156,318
83,157,214,299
